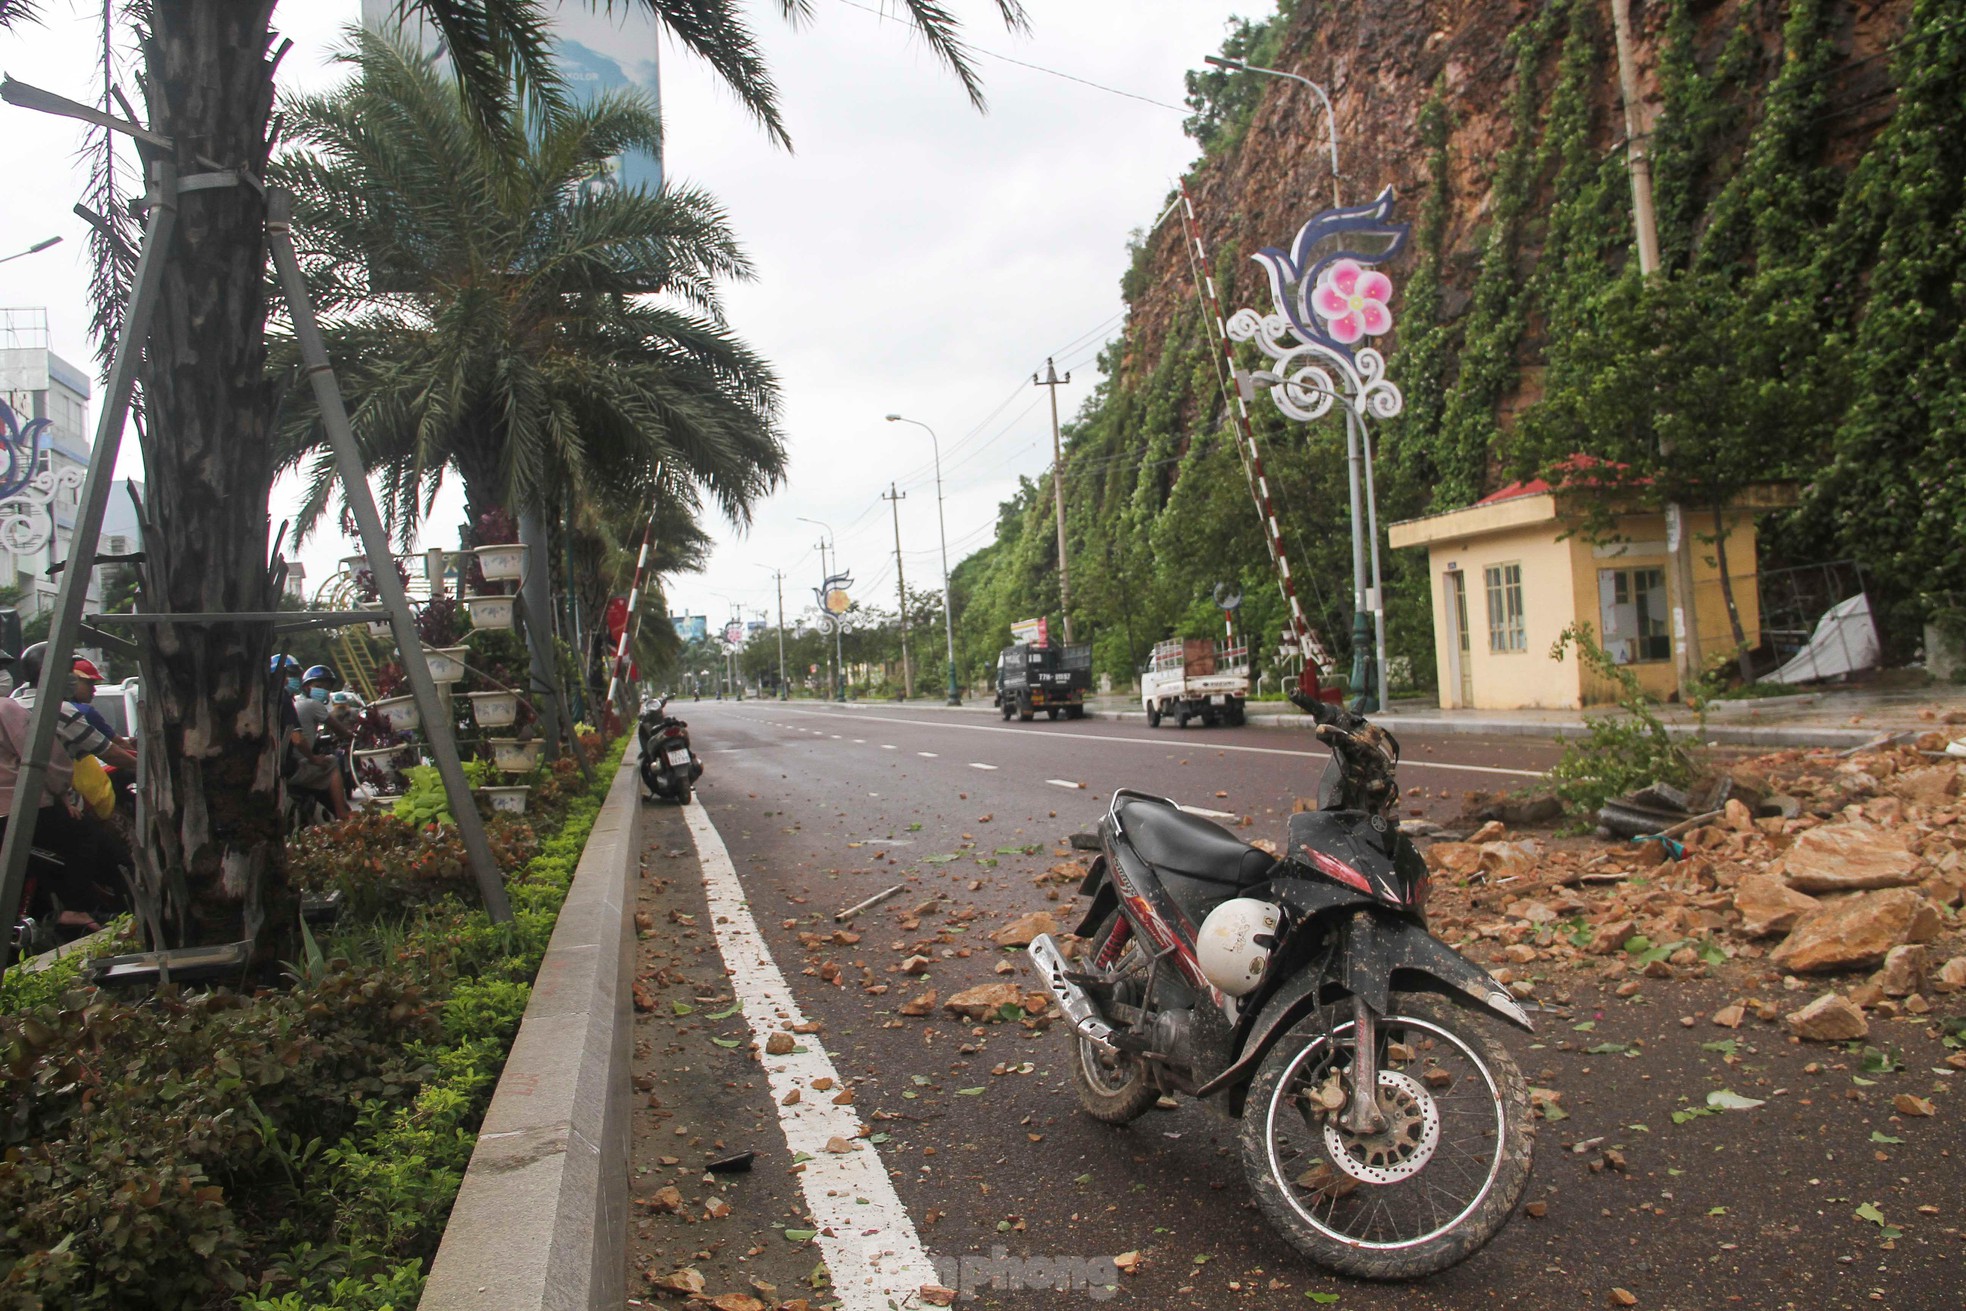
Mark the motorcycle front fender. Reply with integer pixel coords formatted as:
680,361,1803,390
1194,907,1532,1103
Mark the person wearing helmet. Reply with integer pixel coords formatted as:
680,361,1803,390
66,657,131,751
10,643,136,772
0,648,128,935
281,658,349,819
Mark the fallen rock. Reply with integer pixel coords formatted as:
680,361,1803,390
989,911,1058,948
1936,956,1966,992
764,1033,796,1056
1873,944,1928,998
943,982,1025,1021
1589,919,1637,956
1772,822,1922,894
1891,763,1958,809
1723,797,1755,832
1423,842,1484,877
897,990,937,1017
1771,887,1942,973
1734,875,1821,937
1784,993,1870,1041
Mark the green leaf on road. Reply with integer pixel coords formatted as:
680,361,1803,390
672,1000,694,1016
1707,1206,1727,1216
1706,1090,1765,1111
1572,1021,1596,1032
1870,1131,1904,1144
1307,1294,1341,1305
707,1003,742,1020
997,1003,1025,1022
784,1229,818,1244
1075,1173,1093,1185
711,1037,743,1048
955,1086,985,1096
1700,1039,1738,1057
1585,1042,1633,1055
1854,1202,1887,1226
911,1074,932,1086
1623,935,1652,954
907,822,923,831
924,853,962,864
1671,1107,1716,1125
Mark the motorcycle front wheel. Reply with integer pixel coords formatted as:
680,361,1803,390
1238,993,1532,1280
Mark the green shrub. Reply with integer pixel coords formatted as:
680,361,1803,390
1545,625,1693,821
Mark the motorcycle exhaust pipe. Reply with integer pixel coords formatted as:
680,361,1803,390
1027,932,1117,1054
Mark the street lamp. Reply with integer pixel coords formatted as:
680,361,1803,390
1205,55,1393,713
0,235,61,266
796,515,846,702
1202,57,1340,207
755,564,789,700
886,414,961,705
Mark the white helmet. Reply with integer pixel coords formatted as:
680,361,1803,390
1196,898,1281,996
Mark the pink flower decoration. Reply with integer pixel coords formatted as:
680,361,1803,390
1310,258,1394,345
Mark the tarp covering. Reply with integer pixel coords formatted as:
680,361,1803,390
1768,593,1880,684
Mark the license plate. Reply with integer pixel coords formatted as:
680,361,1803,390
664,747,691,767
1210,694,1226,706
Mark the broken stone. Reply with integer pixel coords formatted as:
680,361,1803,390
897,990,937,1017
989,911,1058,948
1872,944,1928,998
1785,993,1870,1041
764,1033,796,1056
1733,875,1821,938
943,982,1025,1021
1891,762,1958,809
1711,1003,1745,1028
1771,887,1942,973
1772,822,1922,894
1422,842,1484,877
1936,956,1966,992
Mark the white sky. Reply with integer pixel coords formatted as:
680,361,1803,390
0,0,1269,624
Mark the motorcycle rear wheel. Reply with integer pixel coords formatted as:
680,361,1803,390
1070,915,1159,1125
1238,993,1532,1279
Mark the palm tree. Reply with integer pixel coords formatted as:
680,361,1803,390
0,0,1026,953
273,28,782,547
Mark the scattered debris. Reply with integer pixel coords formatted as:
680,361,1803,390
835,883,907,922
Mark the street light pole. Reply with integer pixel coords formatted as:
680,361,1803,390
1032,359,1075,644
757,565,788,700
1206,57,1387,710
0,235,61,266
1202,57,1340,207
885,415,961,705
796,515,845,701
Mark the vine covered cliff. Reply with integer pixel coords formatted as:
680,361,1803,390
951,0,1960,694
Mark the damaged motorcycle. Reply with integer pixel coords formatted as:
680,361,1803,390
1028,693,1534,1278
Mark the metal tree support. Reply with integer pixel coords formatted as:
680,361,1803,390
267,189,512,922
0,160,178,972
1176,181,1337,693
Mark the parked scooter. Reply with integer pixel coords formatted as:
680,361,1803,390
1028,691,1534,1279
637,698,702,804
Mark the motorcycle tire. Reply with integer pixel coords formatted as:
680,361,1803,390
1238,992,1532,1280
675,776,692,806
1069,914,1160,1125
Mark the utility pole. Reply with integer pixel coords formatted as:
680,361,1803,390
882,482,914,699
1611,0,1702,692
1033,357,1075,644
759,566,788,700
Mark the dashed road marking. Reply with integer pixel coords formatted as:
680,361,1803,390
881,744,897,750
968,762,999,771
1046,779,1084,790
681,800,937,1310
917,752,938,758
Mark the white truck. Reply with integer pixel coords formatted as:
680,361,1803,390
1141,638,1249,728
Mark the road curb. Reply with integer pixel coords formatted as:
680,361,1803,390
420,743,640,1311
1068,707,1888,749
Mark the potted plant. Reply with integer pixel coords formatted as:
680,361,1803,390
477,784,530,814
466,688,519,727
488,737,543,773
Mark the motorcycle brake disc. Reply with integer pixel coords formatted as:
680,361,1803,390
1323,1070,1441,1184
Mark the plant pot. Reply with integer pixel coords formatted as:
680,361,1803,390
479,785,529,815
466,689,518,728
373,695,420,733
465,595,516,630
474,542,528,582
352,745,411,778
489,737,542,773
423,645,471,684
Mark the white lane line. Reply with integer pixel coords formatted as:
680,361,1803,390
968,762,999,771
917,752,938,758
853,739,867,744
881,744,897,750
1046,778,1084,790
830,734,843,739
682,800,939,1310
780,708,1544,779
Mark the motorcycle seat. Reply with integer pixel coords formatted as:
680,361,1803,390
1120,800,1276,887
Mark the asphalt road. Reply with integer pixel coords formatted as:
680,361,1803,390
626,701,1965,1311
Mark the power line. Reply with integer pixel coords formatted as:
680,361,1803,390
831,0,1188,112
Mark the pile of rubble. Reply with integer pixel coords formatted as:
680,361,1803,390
1421,743,1966,1039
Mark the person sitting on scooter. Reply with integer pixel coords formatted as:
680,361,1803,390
0,652,128,937
66,658,131,751
277,655,350,820
10,643,136,773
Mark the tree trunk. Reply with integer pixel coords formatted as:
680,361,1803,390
135,0,290,954
1710,499,1756,687
517,509,565,757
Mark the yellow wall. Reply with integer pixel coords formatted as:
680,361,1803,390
1424,525,1584,710
1412,507,1765,710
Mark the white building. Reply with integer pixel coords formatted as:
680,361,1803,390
0,308,101,617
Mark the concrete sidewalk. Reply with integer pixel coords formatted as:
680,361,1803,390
753,680,1966,750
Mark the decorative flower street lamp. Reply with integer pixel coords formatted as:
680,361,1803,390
1228,188,1409,713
